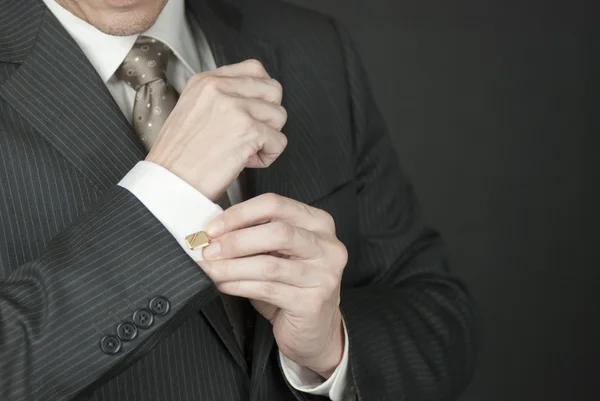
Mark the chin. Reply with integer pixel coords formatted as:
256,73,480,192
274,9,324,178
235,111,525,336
91,0,167,36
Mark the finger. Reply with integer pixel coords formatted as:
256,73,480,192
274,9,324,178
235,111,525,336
203,221,320,260
212,59,271,79
216,76,283,105
252,130,288,169
206,193,335,237
239,120,287,168
216,280,300,312
201,255,320,288
241,97,287,131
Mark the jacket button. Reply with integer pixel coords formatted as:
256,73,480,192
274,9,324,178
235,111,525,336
100,335,122,355
116,321,138,341
149,296,170,316
132,309,154,329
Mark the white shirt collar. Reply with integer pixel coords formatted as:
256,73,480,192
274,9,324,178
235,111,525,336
42,0,202,83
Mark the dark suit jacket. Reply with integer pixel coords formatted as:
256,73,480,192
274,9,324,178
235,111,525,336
0,0,477,400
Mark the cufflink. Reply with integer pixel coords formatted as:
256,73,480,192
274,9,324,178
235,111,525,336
184,231,211,250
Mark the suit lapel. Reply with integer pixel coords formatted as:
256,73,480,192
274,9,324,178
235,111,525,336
200,293,249,371
1,0,252,374
0,6,145,193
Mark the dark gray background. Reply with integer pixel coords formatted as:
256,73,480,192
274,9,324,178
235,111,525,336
284,0,596,400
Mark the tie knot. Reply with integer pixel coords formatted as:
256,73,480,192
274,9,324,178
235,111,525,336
116,36,172,90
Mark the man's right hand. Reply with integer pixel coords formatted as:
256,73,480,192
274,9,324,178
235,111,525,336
146,59,288,201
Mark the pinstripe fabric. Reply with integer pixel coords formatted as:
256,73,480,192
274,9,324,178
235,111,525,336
0,0,43,64
0,0,477,400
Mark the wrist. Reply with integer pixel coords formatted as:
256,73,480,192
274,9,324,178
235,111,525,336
143,156,219,202
308,312,345,379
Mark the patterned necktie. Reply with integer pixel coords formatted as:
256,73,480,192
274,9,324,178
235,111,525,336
115,36,178,151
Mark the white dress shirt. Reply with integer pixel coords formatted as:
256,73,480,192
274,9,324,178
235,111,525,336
42,0,350,399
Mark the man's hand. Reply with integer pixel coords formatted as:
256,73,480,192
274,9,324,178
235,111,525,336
199,193,348,378
146,60,288,201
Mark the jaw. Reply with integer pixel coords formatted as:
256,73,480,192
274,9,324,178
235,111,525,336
56,0,168,36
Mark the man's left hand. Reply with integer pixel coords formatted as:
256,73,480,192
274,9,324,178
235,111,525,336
199,193,348,378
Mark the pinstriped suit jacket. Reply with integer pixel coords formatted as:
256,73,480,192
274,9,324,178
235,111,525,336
0,0,477,400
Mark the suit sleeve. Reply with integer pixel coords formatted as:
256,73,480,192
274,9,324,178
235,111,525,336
331,19,478,401
0,185,216,401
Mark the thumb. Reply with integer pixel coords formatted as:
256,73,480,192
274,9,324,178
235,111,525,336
250,299,278,322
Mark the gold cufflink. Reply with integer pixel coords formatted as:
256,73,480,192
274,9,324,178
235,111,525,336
184,231,211,250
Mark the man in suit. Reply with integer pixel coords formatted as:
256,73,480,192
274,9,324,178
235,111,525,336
0,0,477,400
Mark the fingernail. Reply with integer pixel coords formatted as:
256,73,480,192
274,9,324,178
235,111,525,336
203,242,221,260
206,219,225,237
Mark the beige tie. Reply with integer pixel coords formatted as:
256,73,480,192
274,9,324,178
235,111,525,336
116,36,178,151
117,37,254,357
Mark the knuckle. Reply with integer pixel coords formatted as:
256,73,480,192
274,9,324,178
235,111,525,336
188,72,203,84
319,209,336,231
324,269,341,291
262,256,281,279
183,73,204,93
276,106,288,128
198,75,220,92
332,240,348,269
272,221,292,241
244,58,266,73
271,79,283,92
216,94,238,115
278,132,289,151
215,64,230,75
269,79,283,101
261,282,277,298
262,192,282,212
182,76,196,91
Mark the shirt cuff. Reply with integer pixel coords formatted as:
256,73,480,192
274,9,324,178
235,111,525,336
118,161,222,262
279,319,350,401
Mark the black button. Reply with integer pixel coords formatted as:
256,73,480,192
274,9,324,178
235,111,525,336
100,335,122,355
116,321,138,341
149,296,170,316
132,309,154,329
